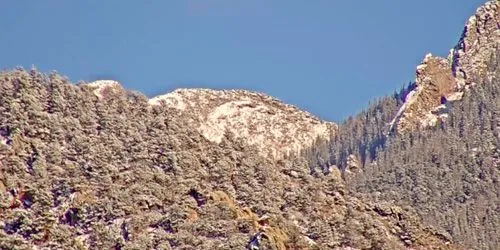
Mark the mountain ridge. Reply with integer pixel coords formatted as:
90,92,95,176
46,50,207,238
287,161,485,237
0,69,456,249
390,0,499,133
83,82,337,160
0,1,498,249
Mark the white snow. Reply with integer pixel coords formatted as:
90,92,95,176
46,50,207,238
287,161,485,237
433,104,447,111
446,91,464,102
85,80,120,98
86,80,119,88
423,53,433,62
0,133,9,146
303,236,317,246
388,85,422,132
149,88,335,158
467,15,477,27
439,113,449,119
148,90,187,110
416,64,427,71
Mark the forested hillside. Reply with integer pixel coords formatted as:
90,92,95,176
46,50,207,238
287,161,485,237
0,1,498,249
0,69,454,249
326,47,499,249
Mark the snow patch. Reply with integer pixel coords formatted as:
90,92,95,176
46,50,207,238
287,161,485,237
303,236,317,246
423,53,433,62
0,137,8,146
433,104,447,112
86,80,121,98
416,64,427,71
0,129,10,146
467,15,477,27
149,90,187,110
389,85,422,132
422,110,449,128
446,91,464,102
422,113,439,127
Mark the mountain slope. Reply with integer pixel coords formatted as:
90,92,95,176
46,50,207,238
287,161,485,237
347,66,499,249
0,70,454,249
0,1,497,250
325,1,499,249
390,0,499,133
148,88,336,159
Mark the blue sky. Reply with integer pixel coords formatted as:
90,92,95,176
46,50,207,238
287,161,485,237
0,1,485,122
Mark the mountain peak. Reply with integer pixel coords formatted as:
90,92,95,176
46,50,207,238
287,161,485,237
452,0,499,87
390,0,499,134
150,88,337,158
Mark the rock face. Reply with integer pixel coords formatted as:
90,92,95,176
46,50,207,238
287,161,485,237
391,0,499,133
390,54,457,133
452,0,500,87
149,88,337,158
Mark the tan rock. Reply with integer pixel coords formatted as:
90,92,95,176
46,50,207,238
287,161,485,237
391,56,456,133
390,1,499,134
452,0,500,87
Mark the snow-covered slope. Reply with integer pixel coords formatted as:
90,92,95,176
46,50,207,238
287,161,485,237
149,88,337,158
81,80,336,159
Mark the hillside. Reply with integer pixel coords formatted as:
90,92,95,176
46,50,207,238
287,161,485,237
0,1,498,250
332,58,499,249
390,0,499,133
0,70,453,249
148,88,336,159
326,1,499,249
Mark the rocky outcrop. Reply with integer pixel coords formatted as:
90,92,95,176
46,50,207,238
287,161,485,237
391,0,499,133
149,88,337,159
390,54,458,133
452,0,500,87
342,154,362,181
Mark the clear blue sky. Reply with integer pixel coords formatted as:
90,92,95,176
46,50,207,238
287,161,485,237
0,1,485,122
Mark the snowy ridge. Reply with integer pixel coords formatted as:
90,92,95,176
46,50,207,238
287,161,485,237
148,90,188,110
78,81,336,158
149,88,337,158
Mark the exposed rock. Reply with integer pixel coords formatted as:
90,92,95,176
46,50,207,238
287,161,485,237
390,55,457,133
391,1,499,134
346,154,361,173
343,154,362,180
452,0,500,87
149,88,337,159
